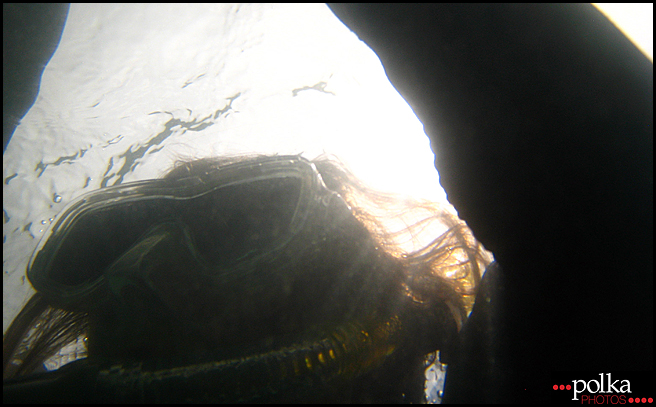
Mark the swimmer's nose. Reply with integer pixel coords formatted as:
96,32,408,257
104,221,208,315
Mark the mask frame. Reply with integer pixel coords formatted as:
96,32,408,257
27,155,343,310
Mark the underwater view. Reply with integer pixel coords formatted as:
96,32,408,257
8,4,649,404
3,4,493,403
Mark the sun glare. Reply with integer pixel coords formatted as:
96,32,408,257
593,3,653,61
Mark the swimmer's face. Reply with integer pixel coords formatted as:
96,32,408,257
11,155,485,402
28,156,407,365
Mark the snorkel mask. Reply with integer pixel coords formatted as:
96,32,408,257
27,155,373,363
28,155,345,308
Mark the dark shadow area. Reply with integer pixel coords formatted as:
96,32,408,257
328,3,653,403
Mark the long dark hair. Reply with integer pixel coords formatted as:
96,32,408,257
3,154,492,400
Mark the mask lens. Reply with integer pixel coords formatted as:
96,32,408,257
183,176,301,268
33,174,303,301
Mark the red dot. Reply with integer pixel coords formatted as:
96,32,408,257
559,384,565,390
553,385,558,390
629,398,634,403
642,399,647,403
566,384,571,390
636,398,641,404
647,398,653,403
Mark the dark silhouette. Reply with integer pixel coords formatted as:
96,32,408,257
4,155,491,402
